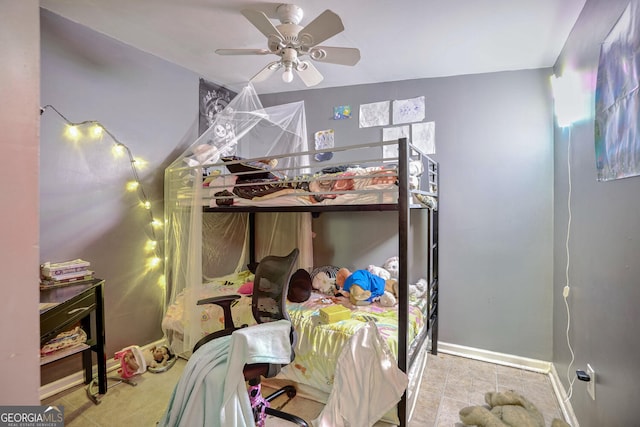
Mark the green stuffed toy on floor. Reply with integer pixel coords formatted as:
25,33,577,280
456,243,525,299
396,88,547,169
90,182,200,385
459,390,571,427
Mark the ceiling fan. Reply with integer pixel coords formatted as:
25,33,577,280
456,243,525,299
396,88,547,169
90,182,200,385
216,4,361,87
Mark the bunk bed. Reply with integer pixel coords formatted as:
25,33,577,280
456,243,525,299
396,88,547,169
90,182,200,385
163,85,439,426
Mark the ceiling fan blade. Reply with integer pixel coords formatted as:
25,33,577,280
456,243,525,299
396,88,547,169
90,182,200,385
215,48,272,56
295,61,324,87
241,9,284,41
251,61,281,83
299,10,344,47
310,46,360,66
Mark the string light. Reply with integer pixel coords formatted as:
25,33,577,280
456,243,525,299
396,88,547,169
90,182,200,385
126,181,139,191
66,125,80,140
112,143,126,157
146,256,162,270
145,240,158,252
157,275,166,292
40,104,163,273
90,124,103,138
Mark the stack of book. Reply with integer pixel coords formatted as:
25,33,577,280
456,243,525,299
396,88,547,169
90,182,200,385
40,259,94,289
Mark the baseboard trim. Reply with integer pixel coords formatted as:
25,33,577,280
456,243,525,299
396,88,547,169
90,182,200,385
437,341,551,373
39,339,166,401
549,363,580,427
437,342,578,426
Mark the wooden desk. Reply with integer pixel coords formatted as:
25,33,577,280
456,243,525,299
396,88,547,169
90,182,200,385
40,279,106,402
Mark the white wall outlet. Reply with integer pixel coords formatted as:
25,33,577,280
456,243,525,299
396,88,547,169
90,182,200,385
587,364,596,400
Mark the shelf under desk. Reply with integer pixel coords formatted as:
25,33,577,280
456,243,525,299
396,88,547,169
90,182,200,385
40,278,106,403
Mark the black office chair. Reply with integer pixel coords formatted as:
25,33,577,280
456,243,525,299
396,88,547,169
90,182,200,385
193,248,308,427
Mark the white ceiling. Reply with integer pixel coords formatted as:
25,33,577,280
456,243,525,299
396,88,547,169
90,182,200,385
40,0,586,94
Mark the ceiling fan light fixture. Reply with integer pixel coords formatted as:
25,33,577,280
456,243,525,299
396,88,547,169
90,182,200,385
282,65,294,83
219,5,360,87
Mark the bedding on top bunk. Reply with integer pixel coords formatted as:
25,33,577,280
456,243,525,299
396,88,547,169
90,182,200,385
201,156,436,208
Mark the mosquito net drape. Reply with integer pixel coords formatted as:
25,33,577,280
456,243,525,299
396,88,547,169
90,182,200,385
164,83,312,355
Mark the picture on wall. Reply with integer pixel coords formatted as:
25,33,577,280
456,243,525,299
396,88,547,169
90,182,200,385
199,78,237,136
594,2,640,181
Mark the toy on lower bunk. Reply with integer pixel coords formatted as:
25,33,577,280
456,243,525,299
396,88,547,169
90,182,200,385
310,265,339,295
335,268,396,306
367,256,430,301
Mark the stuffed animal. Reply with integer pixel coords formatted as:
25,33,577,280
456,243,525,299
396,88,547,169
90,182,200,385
312,271,336,294
383,256,399,279
378,291,397,307
409,159,424,190
366,265,391,281
411,278,429,298
459,390,570,427
336,268,388,306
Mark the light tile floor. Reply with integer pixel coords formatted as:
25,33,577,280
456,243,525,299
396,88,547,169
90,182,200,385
42,352,566,426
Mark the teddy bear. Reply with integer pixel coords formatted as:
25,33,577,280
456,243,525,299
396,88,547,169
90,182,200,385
312,270,336,294
408,159,424,190
367,256,429,301
411,278,429,298
336,268,390,306
383,256,399,279
366,264,391,281
459,390,570,427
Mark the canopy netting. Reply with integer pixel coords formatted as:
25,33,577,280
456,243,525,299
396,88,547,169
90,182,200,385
164,83,312,355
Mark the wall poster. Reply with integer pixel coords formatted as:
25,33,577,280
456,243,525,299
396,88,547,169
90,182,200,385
595,2,640,181
199,78,237,136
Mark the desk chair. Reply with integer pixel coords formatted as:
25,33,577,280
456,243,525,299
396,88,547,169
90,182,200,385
193,248,308,427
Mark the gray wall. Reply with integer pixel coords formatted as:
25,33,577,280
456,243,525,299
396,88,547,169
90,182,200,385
0,0,41,404
552,0,640,425
40,10,199,382
261,69,555,360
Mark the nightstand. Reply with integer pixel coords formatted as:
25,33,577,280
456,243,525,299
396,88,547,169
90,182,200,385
40,279,106,403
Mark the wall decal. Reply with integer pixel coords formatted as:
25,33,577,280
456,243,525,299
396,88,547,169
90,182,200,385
392,96,425,124
412,121,436,154
382,125,410,161
595,2,640,181
314,129,335,162
359,101,390,128
333,105,351,120
199,78,237,136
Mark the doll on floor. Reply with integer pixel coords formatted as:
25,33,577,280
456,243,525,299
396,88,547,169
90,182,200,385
144,345,176,373
145,345,174,368
114,346,146,379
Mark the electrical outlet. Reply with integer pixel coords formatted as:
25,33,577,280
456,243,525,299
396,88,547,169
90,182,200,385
587,364,595,400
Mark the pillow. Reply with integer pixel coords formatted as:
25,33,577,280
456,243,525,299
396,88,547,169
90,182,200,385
288,269,312,303
221,156,284,181
237,282,254,295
